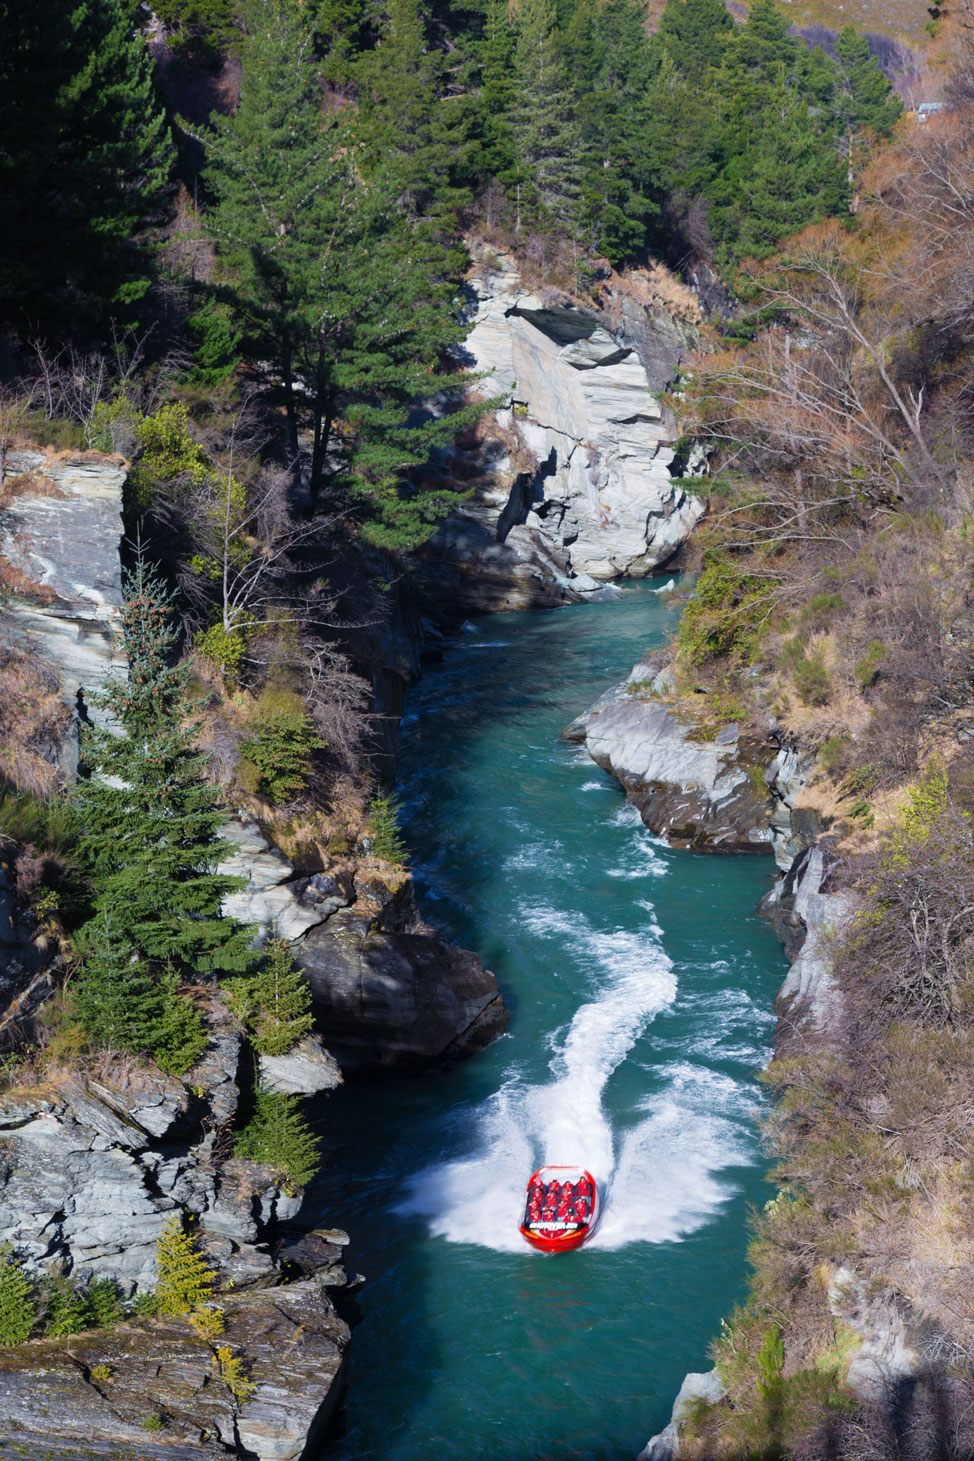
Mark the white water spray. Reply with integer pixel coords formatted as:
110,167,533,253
398,811,761,1253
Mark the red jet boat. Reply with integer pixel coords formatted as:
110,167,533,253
518,1165,599,1252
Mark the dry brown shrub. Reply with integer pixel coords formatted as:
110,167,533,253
0,631,70,797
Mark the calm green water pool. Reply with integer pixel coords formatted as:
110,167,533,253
307,582,786,1461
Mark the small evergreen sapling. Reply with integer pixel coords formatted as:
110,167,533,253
234,1082,320,1190
367,792,407,865
0,1246,36,1345
227,938,313,1057
155,1213,215,1316
44,1274,88,1337
86,1277,124,1329
239,692,325,805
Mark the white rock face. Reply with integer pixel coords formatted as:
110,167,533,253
461,251,704,583
0,450,127,723
774,846,854,1031
219,818,330,942
637,1369,726,1460
259,1036,343,1096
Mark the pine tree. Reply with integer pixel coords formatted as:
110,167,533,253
228,938,313,1057
234,1083,320,1189
570,0,662,263
44,1276,89,1337
199,0,482,546
73,555,256,982
834,26,903,136
734,86,845,259
478,0,518,179
651,0,732,81
355,0,473,226
0,0,172,339
155,1213,215,1316
512,0,585,231
0,1247,36,1345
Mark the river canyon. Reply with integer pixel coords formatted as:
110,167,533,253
308,583,788,1460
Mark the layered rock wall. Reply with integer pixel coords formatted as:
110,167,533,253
1,450,126,732
416,249,704,613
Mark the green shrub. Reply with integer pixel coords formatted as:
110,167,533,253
367,792,407,864
155,1213,215,1317
185,300,242,387
799,593,845,632
678,554,777,665
818,734,848,774
234,1083,320,1190
195,615,257,684
225,938,313,1057
142,1414,163,1432
44,1275,88,1337
129,402,210,509
780,637,831,706
240,691,325,804
0,1246,36,1344
86,1277,124,1329
855,639,886,690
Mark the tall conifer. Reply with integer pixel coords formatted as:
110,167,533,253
200,0,481,546
0,0,172,338
74,555,255,979
512,0,584,230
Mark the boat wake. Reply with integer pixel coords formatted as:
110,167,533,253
397,880,757,1253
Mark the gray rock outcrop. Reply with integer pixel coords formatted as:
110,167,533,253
766,844,854,1033
0,450,126,735
0,1006,305,1293
416,248,703,612
259,1036,343,1096
0,1278,349,1461
218,817,346,942
827,1265,921,1400
636,1369,726,1460
297,908,507,1071
215,817,509,1072
568,656,773,853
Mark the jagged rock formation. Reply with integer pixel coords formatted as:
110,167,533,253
0,1278,349,1461
565,654,773,853
0,450,126,743
299,913,507,1071
0,1001,312,1292
415,248,704,613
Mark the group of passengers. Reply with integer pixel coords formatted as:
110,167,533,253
524,1173,593,1228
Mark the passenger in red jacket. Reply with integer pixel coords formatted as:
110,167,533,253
575,1195,591,1221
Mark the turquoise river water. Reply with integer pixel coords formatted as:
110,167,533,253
307,581,787,1461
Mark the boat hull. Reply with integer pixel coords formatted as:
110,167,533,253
518,1165,599,1253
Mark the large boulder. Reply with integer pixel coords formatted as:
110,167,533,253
570,657,774,853
297,909,507,1071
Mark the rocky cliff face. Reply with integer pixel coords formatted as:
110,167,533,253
415,248,704,614
1,450,126,749
0,1000,325,1292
